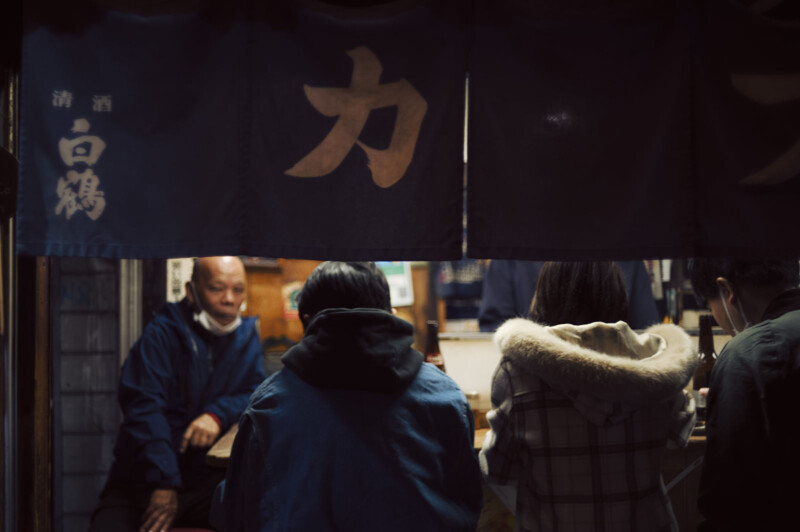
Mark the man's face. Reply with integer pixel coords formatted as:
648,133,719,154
189,257,247,326
706,296,737,337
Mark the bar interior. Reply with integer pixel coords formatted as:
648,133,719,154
2,0,800,531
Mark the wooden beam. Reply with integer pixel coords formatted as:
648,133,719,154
33,256,52,532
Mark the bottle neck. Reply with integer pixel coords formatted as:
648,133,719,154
425,323,440,353
698,317,716,360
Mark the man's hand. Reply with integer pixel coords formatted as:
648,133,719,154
180,413,221,452
140,488,178,532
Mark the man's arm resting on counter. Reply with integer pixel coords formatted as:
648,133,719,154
180,413,222,452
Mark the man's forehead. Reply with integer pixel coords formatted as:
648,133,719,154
197,257,246,283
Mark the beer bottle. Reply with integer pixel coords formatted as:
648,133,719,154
424,320,446,372
693,314,717,423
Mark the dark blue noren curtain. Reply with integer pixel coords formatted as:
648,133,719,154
18,0,800,260
468,0,800,260
17,0,467,259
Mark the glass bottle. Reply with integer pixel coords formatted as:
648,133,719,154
693,314,717,423
424,320,446,372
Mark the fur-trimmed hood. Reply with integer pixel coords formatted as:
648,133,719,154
495,319,697,407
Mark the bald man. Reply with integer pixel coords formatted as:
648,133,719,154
90,257,267,532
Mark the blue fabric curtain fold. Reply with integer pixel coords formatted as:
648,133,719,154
693,0,800,258
467,0,800,260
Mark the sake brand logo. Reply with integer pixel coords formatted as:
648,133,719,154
286,46,428,188
731,73,800,186
51,91,113,220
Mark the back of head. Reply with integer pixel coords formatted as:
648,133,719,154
688,258,800,306
298,261,392,327
529,261,629,326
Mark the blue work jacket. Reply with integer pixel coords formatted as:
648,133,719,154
213,308,483,531
107,300,266,489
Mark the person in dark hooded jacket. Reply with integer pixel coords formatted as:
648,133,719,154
689,258,800,532
212,261,483,531
90,256,266,532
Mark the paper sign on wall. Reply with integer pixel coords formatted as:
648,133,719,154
166,258,194,303
377,261,414,307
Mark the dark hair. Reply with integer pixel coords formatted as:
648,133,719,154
297,262,392,324
529,261,629,326
688,258,799,306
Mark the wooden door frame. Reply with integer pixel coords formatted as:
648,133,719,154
17,256,52,532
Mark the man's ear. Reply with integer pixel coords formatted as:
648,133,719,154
185,281,196,306
715,277,736,304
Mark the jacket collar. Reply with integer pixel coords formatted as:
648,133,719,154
282,308,423,393
494,319,697,405
761,288,800,322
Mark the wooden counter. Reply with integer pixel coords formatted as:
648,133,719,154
207,423,239,468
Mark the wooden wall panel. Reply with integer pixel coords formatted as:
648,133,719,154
244,259,321,345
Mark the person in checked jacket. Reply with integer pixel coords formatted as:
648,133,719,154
479,261,697,532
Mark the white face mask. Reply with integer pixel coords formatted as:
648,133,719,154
718,285,752,337
190,283,242,336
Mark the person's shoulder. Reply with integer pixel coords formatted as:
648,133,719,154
235,316,261,343
717,326,758,359
240,315,259,331
729,311,800,349
716,316,800,391
716,316,791,365
133,302,187,348
412,364,466,398
143,301,188,331
767,308,800,336
739,310,800,359
248,370,289,405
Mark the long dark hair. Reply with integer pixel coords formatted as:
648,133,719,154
529,261,629,326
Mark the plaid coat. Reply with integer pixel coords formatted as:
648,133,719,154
480,320,697,532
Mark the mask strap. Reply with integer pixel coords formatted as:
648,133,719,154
736,298,752,330
718,285,747,336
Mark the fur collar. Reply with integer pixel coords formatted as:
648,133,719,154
495,319,697,405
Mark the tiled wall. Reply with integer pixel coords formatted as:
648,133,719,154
53,258,120,532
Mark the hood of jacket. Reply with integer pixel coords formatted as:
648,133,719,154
281,308,423,393
495,319,696,423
